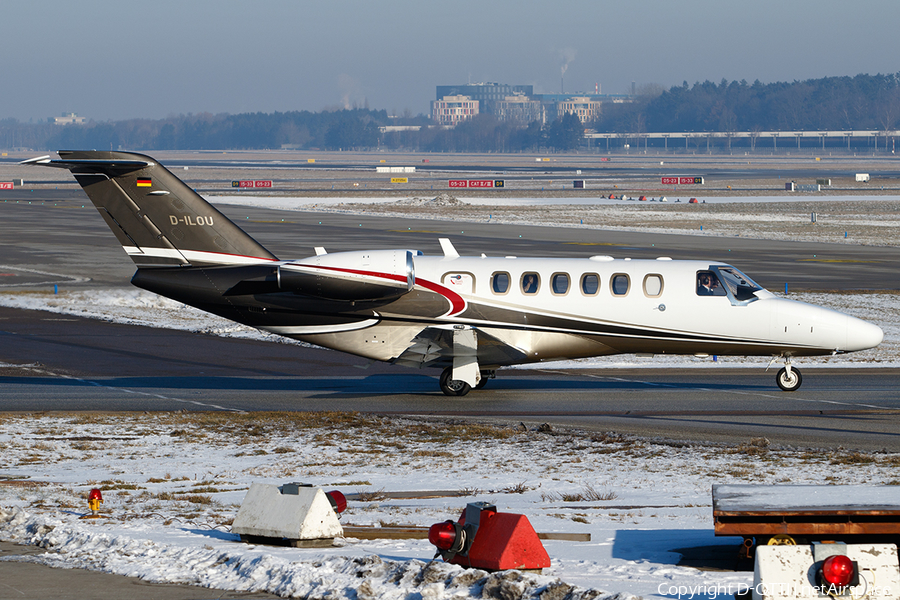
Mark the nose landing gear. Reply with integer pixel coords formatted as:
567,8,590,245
774,358,803,392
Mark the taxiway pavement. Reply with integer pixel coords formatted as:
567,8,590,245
1,190,899,451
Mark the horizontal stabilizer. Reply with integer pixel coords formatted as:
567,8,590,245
20,156,152,171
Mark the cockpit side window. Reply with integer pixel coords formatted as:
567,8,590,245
717,267,762,302
696,271,727,296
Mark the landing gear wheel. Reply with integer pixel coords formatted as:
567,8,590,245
776,367,802,392
474,370,493,390
440,367,472,397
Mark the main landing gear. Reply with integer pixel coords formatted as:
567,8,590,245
774,358,803,392
439,367,494,396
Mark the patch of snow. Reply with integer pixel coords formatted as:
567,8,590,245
3,413,898,598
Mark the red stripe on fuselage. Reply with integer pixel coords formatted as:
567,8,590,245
414,278,466,315
294,264,467,316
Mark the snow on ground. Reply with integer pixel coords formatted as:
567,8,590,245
0,287,312,346
2,413,899,599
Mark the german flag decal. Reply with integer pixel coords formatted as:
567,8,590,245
136,178,152,187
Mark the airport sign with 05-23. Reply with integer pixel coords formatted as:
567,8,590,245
449,180,505,188
661,177,704,185
231,180,273,188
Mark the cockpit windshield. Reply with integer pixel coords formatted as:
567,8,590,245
714,266,763,303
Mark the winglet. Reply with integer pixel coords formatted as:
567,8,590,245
439,238,459,258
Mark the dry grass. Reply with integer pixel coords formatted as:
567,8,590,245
183,494,213,505
501,482,530,494
829,451,877,465
97,480,144,492
727,437,771,456
354,488,386,502
411,450,455,458
541,483,618,503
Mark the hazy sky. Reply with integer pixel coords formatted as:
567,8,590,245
4,0,899,122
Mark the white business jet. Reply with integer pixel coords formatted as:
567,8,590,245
24,151,883,395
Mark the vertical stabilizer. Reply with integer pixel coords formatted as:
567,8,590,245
23,151,278,267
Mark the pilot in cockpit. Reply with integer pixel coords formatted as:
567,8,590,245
697,271,724,296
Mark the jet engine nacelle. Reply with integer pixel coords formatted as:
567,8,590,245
278,249,417,302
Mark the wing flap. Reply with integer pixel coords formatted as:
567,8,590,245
392,326,528,369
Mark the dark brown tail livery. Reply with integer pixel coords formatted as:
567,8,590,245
23,151,277,267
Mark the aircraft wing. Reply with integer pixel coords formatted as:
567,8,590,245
392,326,528,369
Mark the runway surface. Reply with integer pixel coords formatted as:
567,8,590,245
2,188,899,451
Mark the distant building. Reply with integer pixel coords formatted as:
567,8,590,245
555,96,603,124
495,93,543,125
431,95,479,126
436,83,632,126
436,83,533,110
52,112,86,125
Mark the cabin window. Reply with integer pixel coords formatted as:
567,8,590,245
551,273,570,295
521,272,540,295
491,272,510,294
643,274,663,297
696,270,727,296
581,273,600,296
611,273,630,296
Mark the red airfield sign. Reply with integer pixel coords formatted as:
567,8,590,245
662,177,704,185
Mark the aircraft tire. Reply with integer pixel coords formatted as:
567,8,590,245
440,367,472,396
474,377,489,390
776,367,802,391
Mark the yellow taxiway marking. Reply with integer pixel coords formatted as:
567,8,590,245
798,259,880,263
564,242,624,246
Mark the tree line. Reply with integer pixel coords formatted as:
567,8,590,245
0,109,585,153
597,73,900,134
3,73,900,153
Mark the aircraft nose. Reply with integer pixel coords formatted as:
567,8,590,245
845,317,883,352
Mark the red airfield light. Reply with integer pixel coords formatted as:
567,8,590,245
428,520,465,553
428,503,550,571
325,490,347,514
821,554,857,588
84,488,103,518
